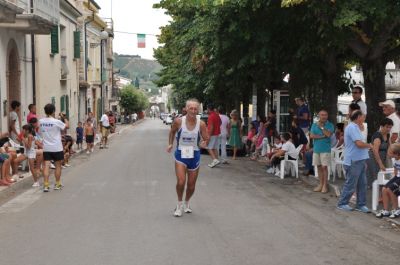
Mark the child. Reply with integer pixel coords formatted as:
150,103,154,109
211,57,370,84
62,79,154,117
76,122,83,150
376,143,400,218
246,123,257,156
84,118,95,154
22,124,40,187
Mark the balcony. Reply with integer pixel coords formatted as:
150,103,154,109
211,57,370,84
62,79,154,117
0,0,59,34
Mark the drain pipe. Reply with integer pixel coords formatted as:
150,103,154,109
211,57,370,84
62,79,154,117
30,0,36,104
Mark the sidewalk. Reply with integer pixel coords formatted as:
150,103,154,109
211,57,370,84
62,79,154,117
0,120,143,203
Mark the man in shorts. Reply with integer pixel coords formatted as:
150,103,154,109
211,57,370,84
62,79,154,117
100,111,111,149
39,103,69,192
206,103,221,168
167,99,209,217
310,109,334,193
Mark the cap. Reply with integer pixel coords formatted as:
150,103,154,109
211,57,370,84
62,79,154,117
379,100,395,108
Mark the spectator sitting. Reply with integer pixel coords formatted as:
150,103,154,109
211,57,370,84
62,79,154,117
0,134,13,185
304,137,314,176
334,123,345,148
266,133,297,176
289,120,308,148
251,116,267,160
246,123,257,156
376,143,400,218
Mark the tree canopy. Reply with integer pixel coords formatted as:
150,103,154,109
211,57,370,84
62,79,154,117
154,0,400,133
119,85,149,114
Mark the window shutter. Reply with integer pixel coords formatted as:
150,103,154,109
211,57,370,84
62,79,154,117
50,26,59,54
65,95,70,118
73,31,80,59
60,95,65,113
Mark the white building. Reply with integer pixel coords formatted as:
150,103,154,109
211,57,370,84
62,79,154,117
0,0,59,130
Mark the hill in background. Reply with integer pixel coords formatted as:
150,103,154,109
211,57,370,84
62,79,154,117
113,53,162,95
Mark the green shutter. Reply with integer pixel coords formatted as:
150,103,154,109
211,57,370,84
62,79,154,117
50,26,59,54
65,95,69,118
51,97,56,106
97,98,102,119
60,95,65,113
73,31,80,59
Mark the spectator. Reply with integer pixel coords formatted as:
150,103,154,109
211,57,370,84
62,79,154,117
39,103,69,192
379,100,400,144
245,122,257,156
21,124,41,187
347,103,367,142
0,152,12,186
228,109,242,160
76,122,83,150
84,118,95,154
267,133,296,176
109,112,116,133
376,143,400,218
206,103,222,168
217,106,229,164
289,120,308,148
303,137,314,176
251,116,267,161
265,110,277,143
337,110,371,212
351,85,367,115
310,110,334,193
100,110,111,149
334,123,345,148
88,112,97,133
9,100,21,142
366,118,393,188
27,103,38,123
294,97,311,134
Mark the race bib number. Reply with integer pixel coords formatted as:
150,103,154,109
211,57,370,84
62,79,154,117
181,146,194,159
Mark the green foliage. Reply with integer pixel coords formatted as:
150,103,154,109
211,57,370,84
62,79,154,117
119,85,149,114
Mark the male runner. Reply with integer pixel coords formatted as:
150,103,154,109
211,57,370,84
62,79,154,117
167,99,209,217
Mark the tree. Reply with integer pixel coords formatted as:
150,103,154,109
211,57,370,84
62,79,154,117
119,85,149,115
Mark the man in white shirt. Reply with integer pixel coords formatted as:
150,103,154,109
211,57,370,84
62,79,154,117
100,111,111,149
39,103,69,192
268,133,297,176
351,85,367,116
217,106,230,164
380,100,400,144
9,100,21,142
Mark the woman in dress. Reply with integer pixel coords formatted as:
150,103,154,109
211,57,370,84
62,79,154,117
228,110,243,160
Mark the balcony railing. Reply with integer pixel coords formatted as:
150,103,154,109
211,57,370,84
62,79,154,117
29,0,59,25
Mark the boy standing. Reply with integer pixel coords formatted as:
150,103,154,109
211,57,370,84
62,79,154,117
76,122,83,150
39,104,69,192
84,119,95,154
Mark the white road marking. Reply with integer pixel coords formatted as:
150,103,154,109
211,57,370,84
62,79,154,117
0,188,42,214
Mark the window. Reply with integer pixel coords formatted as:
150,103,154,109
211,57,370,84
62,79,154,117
74,31,80,59
50,25,59,54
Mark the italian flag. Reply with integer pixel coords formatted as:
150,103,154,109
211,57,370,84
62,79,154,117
137,34,146,48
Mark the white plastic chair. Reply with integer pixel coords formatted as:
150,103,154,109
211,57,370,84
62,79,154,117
372,168,394,211
280,144,303,179
330,147,345,182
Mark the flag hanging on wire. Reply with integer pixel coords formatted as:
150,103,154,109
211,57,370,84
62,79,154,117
137,34,146,48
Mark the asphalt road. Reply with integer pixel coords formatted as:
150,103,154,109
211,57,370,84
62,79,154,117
0,119,399,265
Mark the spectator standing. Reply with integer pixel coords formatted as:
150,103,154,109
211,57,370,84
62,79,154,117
100,111,111,149
9,100,21,142
84,119,95,154
88,112,97,133
76,122,83,150
337,110,371,212
108,112,116,133
351,85,367,115
265,110,277,143
217,106,229,164
207,104,222,168
27,104,38,123
310,110,334,193
380,100,400,144
294,97,311,134
366,118,392,187
228,110,242,160
21,124,41,187
39,103,69,192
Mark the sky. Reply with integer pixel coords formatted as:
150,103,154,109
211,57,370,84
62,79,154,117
95,0,171,60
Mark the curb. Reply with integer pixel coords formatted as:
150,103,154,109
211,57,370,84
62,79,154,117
0,120,144,202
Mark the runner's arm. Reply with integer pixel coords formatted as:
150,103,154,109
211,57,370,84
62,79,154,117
167,118,181,152
199,120,210,147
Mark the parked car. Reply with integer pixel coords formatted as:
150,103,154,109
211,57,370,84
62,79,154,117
165,114,173,125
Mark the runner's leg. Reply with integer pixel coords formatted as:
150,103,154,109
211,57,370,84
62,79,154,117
175,162,187,201
185,169,199,202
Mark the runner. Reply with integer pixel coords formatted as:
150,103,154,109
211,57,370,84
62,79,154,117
39,103,69,192
100,111,111,149
167,99,209,217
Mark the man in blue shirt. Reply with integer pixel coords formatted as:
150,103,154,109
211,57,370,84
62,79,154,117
310,110,335,193
295,97,311,134
337,110,372,212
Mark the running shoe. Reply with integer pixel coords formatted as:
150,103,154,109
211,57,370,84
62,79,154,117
64,163,71,167
184,202,192,213
208,159,220,168
266,168,274,174
43,186,50,192
174,204,183,217
86,150,90,154
389,209,400,218
62,165,67,169
32,182,40,187
54,183,63,190
376,209,390,218
274,169,280,177
50,163,56,169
